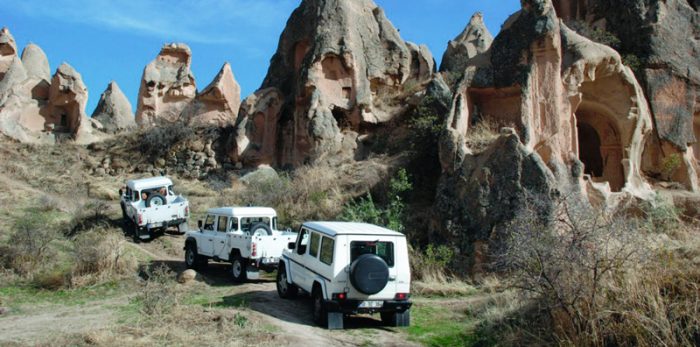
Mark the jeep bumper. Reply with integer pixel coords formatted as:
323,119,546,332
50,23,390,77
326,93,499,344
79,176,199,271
324,299,412,314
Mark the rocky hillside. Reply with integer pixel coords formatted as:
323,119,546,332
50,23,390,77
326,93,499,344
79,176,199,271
0,0,699,272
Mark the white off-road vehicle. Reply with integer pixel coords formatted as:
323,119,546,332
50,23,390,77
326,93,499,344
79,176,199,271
184,207,297,282
277,222,412,330
119,176,190,242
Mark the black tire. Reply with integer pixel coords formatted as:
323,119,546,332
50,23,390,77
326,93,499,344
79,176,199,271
185,242,207,269
120,204,127,219
231,255,247,283
146,194,166,207
381,309,411,327
249,222,272,236
276,264,298,299
132,222,141,243
312,287,328,328
350,254,389,295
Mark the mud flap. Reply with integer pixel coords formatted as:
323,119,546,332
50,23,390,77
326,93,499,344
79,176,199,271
327,312,344,330
246,270,260,280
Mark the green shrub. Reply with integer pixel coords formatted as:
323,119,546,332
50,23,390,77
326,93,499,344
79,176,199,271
340,169,412,232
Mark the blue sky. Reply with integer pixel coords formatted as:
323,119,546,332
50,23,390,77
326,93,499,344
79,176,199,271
1,1,520,114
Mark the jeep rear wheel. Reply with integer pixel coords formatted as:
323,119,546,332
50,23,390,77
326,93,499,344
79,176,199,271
276,264,298,299
312,288,328,328
231,256,247,283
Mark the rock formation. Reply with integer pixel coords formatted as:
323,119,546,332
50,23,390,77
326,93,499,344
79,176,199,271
551,0,700,191
183,62,241,127
229,0,435,167
434,0,655,270
20,44,51,82
92,81,135,133
0,28,95,143
135,43,196,127
439,12,493,85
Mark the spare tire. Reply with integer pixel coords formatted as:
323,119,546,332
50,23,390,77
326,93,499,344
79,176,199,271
249,223,272,236
350,254,389,295
146,194,166,207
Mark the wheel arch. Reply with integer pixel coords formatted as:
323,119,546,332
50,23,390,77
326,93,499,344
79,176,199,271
312,278,328,300
278,258,293,284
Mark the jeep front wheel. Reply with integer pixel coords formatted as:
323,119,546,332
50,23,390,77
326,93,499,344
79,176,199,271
231,256,247,283
276,264,298,299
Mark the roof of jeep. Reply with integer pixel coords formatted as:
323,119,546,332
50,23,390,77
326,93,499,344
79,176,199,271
302,222,404,237
126,176,173,191
206,207,277,217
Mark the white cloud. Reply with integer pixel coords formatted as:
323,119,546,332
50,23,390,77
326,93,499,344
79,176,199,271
3,0,296,44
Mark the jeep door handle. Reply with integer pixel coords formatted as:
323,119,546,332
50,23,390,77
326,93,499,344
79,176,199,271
208,239,213,241
389,275,397,281
220,241,224,244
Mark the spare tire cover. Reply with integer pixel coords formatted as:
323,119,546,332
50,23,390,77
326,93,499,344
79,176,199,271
249,223,272,236
350,254,389,295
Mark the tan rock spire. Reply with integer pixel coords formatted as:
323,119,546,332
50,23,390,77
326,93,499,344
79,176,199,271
135,43,196,127
440,12,493,76
92,81,135,133
21,43,51,82
185,62,241,127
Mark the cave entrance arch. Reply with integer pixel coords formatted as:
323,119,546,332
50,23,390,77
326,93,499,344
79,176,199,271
575,107,625,192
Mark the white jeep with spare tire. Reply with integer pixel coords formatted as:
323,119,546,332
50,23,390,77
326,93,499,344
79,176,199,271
119,176,190,242
276,222,412,330
184,207,297,282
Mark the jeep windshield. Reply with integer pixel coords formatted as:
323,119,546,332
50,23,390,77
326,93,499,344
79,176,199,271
350,241,394,267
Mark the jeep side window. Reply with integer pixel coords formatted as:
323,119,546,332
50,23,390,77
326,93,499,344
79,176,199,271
203,215,216,230
296,228,309,255
308,232,320,258
229,217,239,232
319,236,335,265
351,241,394,267
132,190,140,201
217,216,227,233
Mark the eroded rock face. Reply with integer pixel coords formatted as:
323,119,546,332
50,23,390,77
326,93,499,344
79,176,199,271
231,0,434,167
183,62,241,127
135,43,196,127
46,63,93,141
552,0,700,191
439,12,493,83
92,81,135,133
0,28,95,143
435,0,654,272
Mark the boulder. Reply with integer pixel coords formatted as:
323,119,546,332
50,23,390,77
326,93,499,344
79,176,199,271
184,62,241,127
239,164,279,186
177,269,197,284
92,81,135,133
135,43,196,127
551,0,700,191
20,43,51,82
230,0,434,167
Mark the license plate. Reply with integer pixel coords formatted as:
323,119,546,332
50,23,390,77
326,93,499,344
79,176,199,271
358,301,383,308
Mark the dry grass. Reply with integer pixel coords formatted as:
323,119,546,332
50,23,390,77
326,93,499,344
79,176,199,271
464,118,500,153
219,160,388,227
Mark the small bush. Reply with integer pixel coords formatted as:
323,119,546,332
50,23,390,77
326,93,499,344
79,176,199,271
0,211,62,276
70,230,137,287
640,194,682,235
65,200,113,237
138,123,194,161
133,265,181,316
340,168,412,232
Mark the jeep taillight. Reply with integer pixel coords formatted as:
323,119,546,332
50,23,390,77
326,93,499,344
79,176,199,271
332,293,347,300
137,213,143,225
395,293,408,300
251,243,257,257
185,206,189,216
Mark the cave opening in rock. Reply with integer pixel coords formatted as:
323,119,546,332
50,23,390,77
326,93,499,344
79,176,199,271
576,108,625,192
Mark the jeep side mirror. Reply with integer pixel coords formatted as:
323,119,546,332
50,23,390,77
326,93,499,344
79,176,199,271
287,242,296,250
198,220,203,229
118,188,123,196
